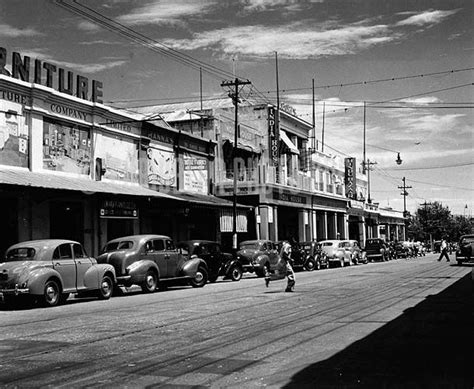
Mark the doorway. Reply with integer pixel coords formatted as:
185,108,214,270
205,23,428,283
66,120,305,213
50,201,83,242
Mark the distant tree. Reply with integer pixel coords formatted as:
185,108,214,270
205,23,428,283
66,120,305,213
407,201,472,242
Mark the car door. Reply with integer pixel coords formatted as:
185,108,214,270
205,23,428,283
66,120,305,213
143,239,167,278
73,243,94,291
52,243,76,292
164,239,180,277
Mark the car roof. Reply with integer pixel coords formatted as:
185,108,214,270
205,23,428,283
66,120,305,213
7,239,80,250
106,234,171,244
240,240,272,244
319,240,340,243
177,240,218,246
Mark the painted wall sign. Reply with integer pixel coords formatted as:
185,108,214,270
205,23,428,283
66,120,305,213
183,152,208,194
0,100,28,167
50,103,89,121
42,119,91,174
273,190,307,204
94,133,139,182
147,146,176,186
344,157,357,199
0,47,103,103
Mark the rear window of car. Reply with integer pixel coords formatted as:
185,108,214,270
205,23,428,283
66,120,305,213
5,248,36,262
239,242,259,250
103,241,134,252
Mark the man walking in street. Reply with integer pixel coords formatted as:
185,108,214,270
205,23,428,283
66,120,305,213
438,238,450,262
265,241,296,292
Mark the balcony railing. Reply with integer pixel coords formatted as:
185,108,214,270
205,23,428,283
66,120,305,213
217,165,345,197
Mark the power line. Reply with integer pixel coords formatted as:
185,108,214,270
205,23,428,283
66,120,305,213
388,162,474,171
260,67,474,95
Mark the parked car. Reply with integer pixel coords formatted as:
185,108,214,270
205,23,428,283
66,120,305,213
455,234,474,265
341,240,363,265
177,240,243,282
236,240,281,277
0,239,116,307
364,238,389,262
97,234,208,293
392,241,409,259
291,241,329,271
319,240,351,267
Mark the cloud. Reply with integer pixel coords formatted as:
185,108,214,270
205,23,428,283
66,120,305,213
117,0,218,26
77,21,102,32
0,23,42,38
53,60,127,74
163,22,394,59
240,0,321,13
396,9,459,27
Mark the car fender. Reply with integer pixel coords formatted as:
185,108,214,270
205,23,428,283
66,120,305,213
26,267,64,295
125,260,160,283
181,258,207,277
253,254,269,269
223,259,242,275
83,264,116,289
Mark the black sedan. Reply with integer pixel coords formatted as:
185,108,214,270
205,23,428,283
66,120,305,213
177,240,243,283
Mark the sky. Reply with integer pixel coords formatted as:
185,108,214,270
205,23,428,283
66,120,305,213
1,0,473,215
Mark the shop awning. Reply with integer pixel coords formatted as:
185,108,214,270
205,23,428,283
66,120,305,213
280,131,299,155
0,168,253,210
223,139,260,154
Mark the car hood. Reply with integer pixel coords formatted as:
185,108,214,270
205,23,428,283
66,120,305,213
236,249,258,261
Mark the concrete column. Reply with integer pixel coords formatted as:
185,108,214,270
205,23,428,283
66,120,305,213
311,210,317,241
29,113,43,171
344,214,349,240
298,209,307,242
323,211,328,240
259,205,270,240
271,206,278,242
361,216,367,246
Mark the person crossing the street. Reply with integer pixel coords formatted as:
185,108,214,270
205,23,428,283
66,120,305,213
265,241,296,292
437,238,450,262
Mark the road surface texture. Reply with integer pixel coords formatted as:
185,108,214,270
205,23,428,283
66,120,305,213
1,254,473,388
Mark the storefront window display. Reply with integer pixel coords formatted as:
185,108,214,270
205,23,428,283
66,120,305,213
43,118,91,174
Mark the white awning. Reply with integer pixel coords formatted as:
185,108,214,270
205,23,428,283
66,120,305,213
280,131,299,155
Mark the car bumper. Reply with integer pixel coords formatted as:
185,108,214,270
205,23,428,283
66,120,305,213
0,285,30,296
116,275,132,284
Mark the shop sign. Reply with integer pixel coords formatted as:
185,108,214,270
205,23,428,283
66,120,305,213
313,196,348,210
0,88,30,105
0,47,103,103
100,200,138,219
268,106,279,172
183,152,208,194
147,145,176,186
273,190,307,204
344,157,356,199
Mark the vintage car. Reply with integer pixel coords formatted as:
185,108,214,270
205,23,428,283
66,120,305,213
341,240,365,265
392,241,409,259
364,238,389,262
319,240,351,267
291,241,329,270
177,240,243,282
97,234,208,292
455,234,474,265
236,240,281,277
0,239,116,307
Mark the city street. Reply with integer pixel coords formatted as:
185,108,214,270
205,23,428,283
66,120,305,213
1,253,473,388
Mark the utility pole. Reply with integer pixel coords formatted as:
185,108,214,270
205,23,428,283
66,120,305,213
398,177,412,217
421,200,433,248
221,78,251,250
366,159,377,204
362,101,366,173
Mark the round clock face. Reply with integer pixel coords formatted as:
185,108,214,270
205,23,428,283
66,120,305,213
148,148,176,185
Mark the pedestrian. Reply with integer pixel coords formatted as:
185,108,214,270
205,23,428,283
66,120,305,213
265,241,296,292
437,238,450,262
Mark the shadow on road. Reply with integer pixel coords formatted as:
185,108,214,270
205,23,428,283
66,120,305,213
284,272,474,389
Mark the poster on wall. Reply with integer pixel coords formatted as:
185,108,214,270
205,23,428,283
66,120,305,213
0,101,28,167
147,146,176,186
94,133,139,182
183,152,208,193
43,119,91,174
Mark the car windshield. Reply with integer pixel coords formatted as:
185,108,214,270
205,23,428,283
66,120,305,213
102,241,134,253
239,242,260,250
5,247,36,262
321,242,333,247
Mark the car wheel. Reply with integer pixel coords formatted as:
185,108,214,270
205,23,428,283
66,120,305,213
314,259,321,271
190,266,208,288
140,270,157,293
340,258,345,267
304,258,316,271
230,266,243,282
42,279,60,307
97,275,113,300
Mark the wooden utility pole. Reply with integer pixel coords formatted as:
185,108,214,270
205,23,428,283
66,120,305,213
398,177,412,217
221,78,251,249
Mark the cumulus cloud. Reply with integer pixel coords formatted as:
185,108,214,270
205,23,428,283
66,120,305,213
117,0,218,26
163,22,394,59
0,23,42,37
396,9,459,27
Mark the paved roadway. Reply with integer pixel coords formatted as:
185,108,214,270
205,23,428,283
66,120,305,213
0,254,473,388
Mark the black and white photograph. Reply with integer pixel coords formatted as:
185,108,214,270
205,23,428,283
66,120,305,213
0,0,473,387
